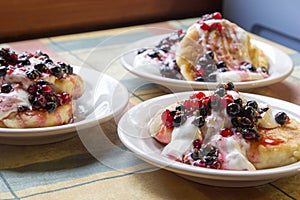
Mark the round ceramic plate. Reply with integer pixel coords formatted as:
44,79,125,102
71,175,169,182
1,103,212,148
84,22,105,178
0,66,128,145
118,91,300,187
121,34,293,91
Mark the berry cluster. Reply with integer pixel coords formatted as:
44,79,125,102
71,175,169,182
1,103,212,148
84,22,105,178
197,12,223,32
239,61,269,75
160,82,290,169
184,140,222,169
0,48,75,114
26,80,71,113
160,59,183,80
226,98,262,140
1,83,13,93
0,48,31,66
27,61,73,80
0,48,73,81
137,30,185,80
194,51,269,82
137,29,185,58
161,104,187,128
194,51,228,82
161,82,235,129
156,29,186,52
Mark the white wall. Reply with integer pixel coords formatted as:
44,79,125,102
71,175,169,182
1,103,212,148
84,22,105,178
222,0,300,51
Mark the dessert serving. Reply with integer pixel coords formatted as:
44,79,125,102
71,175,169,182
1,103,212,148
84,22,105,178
0,48,85,128
134,12,270,83
148,82,300,170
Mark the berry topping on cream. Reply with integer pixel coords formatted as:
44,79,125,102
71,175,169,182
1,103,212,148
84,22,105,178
134,12,270,83
0,48,84,128
0,86,31,119
148,82,296,170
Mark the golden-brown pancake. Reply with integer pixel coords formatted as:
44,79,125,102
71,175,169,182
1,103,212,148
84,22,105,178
176,18,269,81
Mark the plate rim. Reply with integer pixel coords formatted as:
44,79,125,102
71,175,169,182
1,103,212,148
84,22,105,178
117,91,300,182
120,34,294,90
0,66,129,138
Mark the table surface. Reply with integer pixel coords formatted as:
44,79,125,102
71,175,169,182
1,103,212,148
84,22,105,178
0,18,300,200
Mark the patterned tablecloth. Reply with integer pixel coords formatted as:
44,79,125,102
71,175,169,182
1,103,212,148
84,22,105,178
0,18,299,200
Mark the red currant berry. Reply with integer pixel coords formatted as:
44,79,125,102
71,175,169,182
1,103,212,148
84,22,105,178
61,92,71,104
195,92,206,99
27,84,37,94
200,22,210,31
10,53,18,61
202,96,211,108
191,92,205,99
41,85,52,94
212,12,222,19
196,68,205,76
220,128,234,137
221,94,234,108
193,139,202,149
177,29,183,35
161,109,173,128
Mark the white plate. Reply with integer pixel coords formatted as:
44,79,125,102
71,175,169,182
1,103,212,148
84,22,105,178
121,34,294,91
118,91,300,187
0,66,128,145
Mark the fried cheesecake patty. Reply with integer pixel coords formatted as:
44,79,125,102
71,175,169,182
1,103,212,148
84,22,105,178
0,102,75,128
176,13,269,81
247,119,300,169
133,13,270,83
0,48,85,128
148,83,300,170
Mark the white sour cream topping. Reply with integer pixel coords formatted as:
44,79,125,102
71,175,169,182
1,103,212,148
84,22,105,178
257,103,279,128
210,134,256,170
162,117,198,159
133,51,161,75
202,109,255,170
203,110,230,143
3,68,33,89
0,88,31,120
133,41,179,73
162,107,257,170
159,90,284,170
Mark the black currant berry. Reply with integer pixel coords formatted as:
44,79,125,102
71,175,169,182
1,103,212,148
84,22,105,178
26,69,40,80
243,106,256,119
0,66,7,76
226,103,241,116
137,48,146,54
34,63,48,72
175,104,185,112
241,128,260,140
50,65,63,78
1,83,12,93
216,60,227,69
45,101,57,112
17,105,29,112
205,51,214,60
194,115,205,128
172,114,187,127
275,112,288,125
